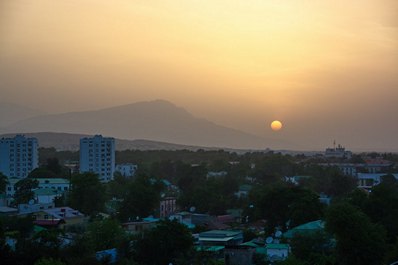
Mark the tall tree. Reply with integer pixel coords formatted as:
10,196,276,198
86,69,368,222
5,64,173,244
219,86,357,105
326,202,387,265
13,178,39,205
133,219,194,265
118,176,162,221
0,172,8,194
68,173,106,216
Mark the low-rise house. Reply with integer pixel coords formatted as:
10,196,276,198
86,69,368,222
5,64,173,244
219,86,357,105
33,207,85,229
265,243,290,261
357,173,398,191
0,206,18,217
225,245,256,265
283,220,324,239
34,188,63,204
234,184,252,198
207,171,228,179
6,177,70,197
115,163,137,178
122,217,159,235
199,230,243,246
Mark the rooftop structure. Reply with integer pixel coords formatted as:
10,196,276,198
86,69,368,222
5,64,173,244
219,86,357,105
80,135,115,182
0,135,38,179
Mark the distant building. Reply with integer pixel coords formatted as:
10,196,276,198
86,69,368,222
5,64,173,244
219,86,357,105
115,163,137,177
159,196,177,218
199,230,243,246
79,135,115,182
324,141,352,159
0,135,38,179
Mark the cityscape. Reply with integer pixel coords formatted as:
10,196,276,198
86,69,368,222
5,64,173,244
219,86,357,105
1,1,398,265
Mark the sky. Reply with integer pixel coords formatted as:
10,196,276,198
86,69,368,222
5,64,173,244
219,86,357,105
0,0,397,151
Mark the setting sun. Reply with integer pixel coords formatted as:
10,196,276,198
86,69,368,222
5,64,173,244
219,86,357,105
271,120,283,131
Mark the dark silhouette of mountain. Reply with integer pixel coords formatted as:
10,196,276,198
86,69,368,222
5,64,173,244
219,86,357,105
0,102,46,127
4,100,288,149
0,132,266,152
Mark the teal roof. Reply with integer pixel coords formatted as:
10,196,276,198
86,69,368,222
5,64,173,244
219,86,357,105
239,184,253,192
195,246,225,252
34,188,62,196
266,243,290,250
37,178,70,184
283,220,324,239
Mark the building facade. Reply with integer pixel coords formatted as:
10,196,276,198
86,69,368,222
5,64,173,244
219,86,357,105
0,135,38,178
115,163,137,177
79,135,115,182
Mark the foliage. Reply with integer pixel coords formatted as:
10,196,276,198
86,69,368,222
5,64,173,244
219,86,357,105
325,202,387,265
250,184,324,233
84,218,125,252
117,176,163,221
34,258,66,265
290,230,335,264
133,219,194,265
68,173,106,216
13,178,39,205
0,172,8,193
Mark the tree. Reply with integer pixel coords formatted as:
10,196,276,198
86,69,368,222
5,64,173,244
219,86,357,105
118,176,162,221
34,258,66,265
13,178,39,205
250,184,324,232
0,172,8,194
326,202,387,265
133,219,194,265
84,218,125,252
68,173,106,216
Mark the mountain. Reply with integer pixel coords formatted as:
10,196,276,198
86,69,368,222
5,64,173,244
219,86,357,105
0,102,46,127
0,132,258,152
4,100,287,149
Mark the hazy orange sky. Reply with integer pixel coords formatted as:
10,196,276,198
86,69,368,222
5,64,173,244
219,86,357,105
1,0,397,150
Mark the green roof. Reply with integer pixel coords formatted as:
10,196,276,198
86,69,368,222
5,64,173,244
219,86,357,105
195,246,225,252
239,184,253,192
34,188,62,196
283,220,324,239
266,243,290,250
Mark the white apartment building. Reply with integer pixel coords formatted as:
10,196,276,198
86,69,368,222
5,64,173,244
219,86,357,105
115,163,137,177
0,135,38,179
79,135,115,182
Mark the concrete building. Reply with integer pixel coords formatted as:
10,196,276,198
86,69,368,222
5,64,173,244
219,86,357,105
115,163,137,177
324,142,352,159
80,135,115,182
0,135,38,179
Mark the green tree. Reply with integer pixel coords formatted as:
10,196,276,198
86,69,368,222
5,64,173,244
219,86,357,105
118,176,162,221
84,218,125,251
0,172,8,194
13,178,39,205
34,258,66,265
366,178,398,243
326,202,387,265
68,173,106,216
250,184,324,232
133,219,194,265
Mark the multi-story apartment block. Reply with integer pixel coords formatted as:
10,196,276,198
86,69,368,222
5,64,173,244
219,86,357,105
79,135,115,182
0,135,38,178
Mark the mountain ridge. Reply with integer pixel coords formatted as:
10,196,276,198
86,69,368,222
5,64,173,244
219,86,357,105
3,100,291,149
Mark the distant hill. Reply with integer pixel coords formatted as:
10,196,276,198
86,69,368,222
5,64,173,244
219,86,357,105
0,132,264,152
4,100,288,149
0,102,46,127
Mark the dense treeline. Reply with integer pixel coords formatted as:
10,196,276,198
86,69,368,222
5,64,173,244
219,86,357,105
2,149,398,264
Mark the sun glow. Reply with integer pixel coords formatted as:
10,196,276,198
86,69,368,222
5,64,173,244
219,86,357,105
271,120,283,131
